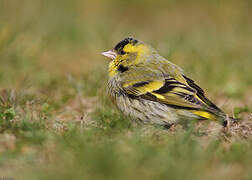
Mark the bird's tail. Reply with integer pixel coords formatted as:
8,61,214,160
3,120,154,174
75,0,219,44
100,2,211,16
215,113,239,127
192,110,237,127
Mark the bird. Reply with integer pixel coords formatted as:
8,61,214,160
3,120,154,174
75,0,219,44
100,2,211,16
101,37,230,128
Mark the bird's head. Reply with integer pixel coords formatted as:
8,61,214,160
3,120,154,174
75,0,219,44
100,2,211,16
101,37,155,77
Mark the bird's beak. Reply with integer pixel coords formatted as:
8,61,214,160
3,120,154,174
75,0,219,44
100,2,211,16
101,50,117,60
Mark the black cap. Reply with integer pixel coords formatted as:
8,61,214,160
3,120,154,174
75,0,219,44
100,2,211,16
114,37,138,51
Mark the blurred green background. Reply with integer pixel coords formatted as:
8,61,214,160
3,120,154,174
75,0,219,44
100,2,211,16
0,0,251,179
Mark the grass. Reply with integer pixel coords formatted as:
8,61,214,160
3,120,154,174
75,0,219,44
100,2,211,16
0,0,252,179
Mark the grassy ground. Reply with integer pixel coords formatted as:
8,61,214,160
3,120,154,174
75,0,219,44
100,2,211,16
0,0,251,179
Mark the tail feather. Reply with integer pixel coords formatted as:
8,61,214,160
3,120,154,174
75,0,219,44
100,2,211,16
192,110,237,127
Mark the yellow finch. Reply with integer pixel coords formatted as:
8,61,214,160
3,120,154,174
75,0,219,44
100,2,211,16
102,37,230,128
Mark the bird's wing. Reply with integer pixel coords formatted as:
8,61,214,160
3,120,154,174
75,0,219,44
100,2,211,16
182,75,224,113
157,59,224,114
121,71,204,110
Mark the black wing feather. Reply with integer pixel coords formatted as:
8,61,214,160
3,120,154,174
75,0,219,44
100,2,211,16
183,75,223,112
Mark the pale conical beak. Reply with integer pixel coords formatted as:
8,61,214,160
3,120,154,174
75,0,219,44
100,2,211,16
101,50,117,60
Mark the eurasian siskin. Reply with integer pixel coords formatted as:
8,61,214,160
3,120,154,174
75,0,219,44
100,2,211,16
102,37,231,128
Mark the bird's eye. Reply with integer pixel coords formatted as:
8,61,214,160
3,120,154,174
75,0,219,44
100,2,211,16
120,50,126,55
